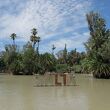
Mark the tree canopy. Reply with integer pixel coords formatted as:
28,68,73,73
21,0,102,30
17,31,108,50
84,11,110,78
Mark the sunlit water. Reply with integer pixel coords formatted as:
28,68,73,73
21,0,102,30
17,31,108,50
0,74,110,110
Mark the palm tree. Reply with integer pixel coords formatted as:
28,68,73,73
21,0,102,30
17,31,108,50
30,28,40,53
31,28,37,36
36,36,40,54
30,28,37,49
52,44,56,55
10,33,17,46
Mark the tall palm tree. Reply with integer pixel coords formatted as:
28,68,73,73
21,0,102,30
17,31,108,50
30,28,40,53
36,36,40,54
30,35,37,49
10,33,17,46
31,28,37,36
52,44,56,55
30,28,37,48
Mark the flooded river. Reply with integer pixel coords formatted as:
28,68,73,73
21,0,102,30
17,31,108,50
0,74,110,110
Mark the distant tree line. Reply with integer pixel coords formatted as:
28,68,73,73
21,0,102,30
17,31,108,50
0,28,85,75
0,11,110,78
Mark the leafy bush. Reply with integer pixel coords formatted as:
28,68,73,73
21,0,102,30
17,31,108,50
90,60,110,79
56,64,69,73
73,65,82,73
0,57,6,72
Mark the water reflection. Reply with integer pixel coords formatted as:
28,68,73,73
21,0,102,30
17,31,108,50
0,75,110,110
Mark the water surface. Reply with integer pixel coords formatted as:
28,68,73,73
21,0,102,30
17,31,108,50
0,74,110,110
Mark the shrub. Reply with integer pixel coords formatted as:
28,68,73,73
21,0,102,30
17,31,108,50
56,64,69,73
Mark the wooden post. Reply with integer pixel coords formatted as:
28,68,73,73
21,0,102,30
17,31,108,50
55,74,62,86
55,74,58,85
63,74,67,86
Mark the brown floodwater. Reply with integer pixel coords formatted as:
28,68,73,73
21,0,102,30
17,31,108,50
0,74,110,110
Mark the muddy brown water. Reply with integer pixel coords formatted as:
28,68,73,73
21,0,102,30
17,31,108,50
0,74,110,110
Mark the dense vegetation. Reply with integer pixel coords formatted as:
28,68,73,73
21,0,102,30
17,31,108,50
0,28,85,75
0,12,110,78
83,12,110,78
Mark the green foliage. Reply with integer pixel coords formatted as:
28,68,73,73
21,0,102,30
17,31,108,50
67,49,83,66
56,44,68,64
56,64,69,73
73,65,82,73
3,45,18,73
2,42,57,75
81,58,93,73
91,60,110,78
10,33,17,45
22,45,37,75
85,11,110,78
30,28,40,50
0,56,6,72
3,45,23,74
1,24,109,78
40,53,57,73
9,57,23,75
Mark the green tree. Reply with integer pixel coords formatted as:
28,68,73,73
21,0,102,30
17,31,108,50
52,44,56,55
9,53,23,75
56,44,68,64
30,28,40,53
10,33,17,46
0,52,6,72
85,11,110,78
22,43,37,75
40,53,57,73
3,45,19,74
63,44,68,64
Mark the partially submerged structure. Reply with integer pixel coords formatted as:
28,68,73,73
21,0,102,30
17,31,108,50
35,73,76,87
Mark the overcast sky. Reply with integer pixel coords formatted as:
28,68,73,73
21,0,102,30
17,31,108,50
0,0,110,53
